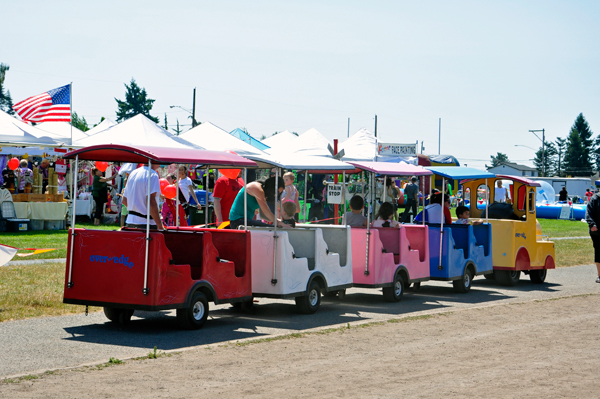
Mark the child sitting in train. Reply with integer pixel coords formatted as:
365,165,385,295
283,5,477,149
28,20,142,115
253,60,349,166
372,202,400,228
343,195,368,227
281,200,297,228
454,205,483,225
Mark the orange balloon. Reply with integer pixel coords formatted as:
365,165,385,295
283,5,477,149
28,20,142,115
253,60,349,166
163,184,177,200
8,157,19,170
220,168,241,179
95,161,108,172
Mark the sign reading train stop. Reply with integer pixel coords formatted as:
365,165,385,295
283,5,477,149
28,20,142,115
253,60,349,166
327,183,343,204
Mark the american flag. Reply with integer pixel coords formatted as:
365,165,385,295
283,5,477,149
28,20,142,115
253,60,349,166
13,84,71,123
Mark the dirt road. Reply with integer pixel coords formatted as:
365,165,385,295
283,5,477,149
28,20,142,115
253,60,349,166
2,294,598,398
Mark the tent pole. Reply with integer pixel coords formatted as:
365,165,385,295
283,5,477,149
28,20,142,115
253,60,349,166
422,176,425,226
272,169,279,285
438,177,445,271
243,168,247,230
205,167,209,227
175,169,180,228
343,171,347,227
304,171,308,223
364,170,371,276
485,178,489,223
143,159,151,295
66,155,78,288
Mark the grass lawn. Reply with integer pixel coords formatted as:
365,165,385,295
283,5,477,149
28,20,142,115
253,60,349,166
0,221,120,260
538,218,589,238
0,262,99,322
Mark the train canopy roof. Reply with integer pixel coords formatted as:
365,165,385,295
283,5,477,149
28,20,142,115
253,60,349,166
425,166,495,180
64,144,258,168
350,161,432,176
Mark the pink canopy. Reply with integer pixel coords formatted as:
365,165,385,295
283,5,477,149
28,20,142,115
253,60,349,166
64,144,257,167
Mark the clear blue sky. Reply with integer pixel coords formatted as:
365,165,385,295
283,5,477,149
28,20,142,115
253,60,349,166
3,0,599,169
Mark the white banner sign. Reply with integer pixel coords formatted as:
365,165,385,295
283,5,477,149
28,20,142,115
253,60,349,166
327,183,343,204
378,143,417,156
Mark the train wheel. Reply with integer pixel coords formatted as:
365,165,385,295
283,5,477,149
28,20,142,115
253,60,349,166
383,274,404,302
453,266,473,293
103,307,120,322
103,307,134,325
296,280,321,314
177,292,209,330
530,269,547,284
495,270,521,286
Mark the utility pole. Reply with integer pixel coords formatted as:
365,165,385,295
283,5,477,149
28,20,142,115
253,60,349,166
347,118,350,138
374,114,378,138
192,87,197,127
438,118,441,155
529,129,546,176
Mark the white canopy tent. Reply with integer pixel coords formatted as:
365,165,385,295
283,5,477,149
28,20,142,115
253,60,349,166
263,130,298,154
77,114,200,149
85,118,117,136
290,128,333,157
0,110,61,147
179,121,265,157
339,128,417,164
37,122,88,143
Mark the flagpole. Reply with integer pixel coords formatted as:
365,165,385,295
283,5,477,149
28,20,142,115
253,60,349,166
69,82,73,144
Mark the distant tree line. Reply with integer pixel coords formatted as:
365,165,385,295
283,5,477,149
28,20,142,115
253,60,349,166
489,113,596,177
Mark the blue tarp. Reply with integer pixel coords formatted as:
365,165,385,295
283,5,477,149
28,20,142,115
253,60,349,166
425,166,495,180
229,128,270,151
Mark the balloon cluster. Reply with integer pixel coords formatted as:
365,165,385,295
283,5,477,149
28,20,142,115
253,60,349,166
159,178,177,200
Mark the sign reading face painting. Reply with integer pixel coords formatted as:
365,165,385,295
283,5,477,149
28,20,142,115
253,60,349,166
378,143,418,156
327,183,343,204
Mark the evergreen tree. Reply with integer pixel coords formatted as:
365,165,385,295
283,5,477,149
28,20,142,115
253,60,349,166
163,113,168,131
533,142,556,177
70,112,89,132
554,137,566,177
0,63,15,115
564,114,594,176
488,152,509,169
173,119,182,136
92,116,106,128
115,78,159,123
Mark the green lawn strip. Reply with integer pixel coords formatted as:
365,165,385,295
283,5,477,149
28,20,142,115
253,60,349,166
0,222,119,260
538,218,589,238
0,262,99,322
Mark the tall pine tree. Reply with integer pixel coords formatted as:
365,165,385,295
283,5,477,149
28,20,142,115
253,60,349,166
563,113,594,176
533,142,556,177
115,78,159,123
0,63,15,115
554,137,566,177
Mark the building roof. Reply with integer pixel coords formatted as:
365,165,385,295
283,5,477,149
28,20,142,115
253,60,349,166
490,162,537,172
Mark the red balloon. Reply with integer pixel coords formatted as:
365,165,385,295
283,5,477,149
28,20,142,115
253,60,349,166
220,169,241,179
159,178,169,194
95,161,108,172
163,184,177,200
8,158,19,170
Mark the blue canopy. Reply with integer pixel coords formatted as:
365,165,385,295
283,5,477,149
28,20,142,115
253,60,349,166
229,128,270,151
425,166,495,180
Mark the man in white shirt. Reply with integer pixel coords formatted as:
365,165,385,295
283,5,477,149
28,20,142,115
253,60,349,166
494,180,510,203
123,164,164,230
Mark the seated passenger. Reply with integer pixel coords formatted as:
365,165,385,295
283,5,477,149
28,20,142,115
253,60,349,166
454,205,483,225
281,200,297,228
343,195,368,227
372,202,400,228
414,193,452,224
